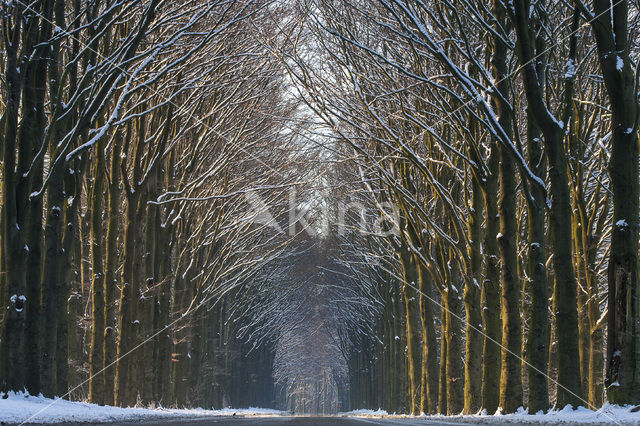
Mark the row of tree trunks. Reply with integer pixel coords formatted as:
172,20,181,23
1,0,288,410
511,0,583,408
347,270,408,413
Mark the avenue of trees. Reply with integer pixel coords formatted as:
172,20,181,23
280,0,640,415
2,0,640,417
0,0,306,408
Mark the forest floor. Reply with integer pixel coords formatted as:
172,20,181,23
1,392,639,425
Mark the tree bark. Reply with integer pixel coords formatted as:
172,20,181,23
89,145,106,404
56,156,85,396
103,131,123,405
418,263,439,414
463,176,483,414
525,112,549,413
480,141,501,414
443,264,464,415
19,0,52,394
1,4,27,391
586,0,640,405
438,304,448,414
492,1,522,412
400,248,421,415
114,190,140,407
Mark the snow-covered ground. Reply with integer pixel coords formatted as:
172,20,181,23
0,391,283,424
342,404,640,424
2,392,639,425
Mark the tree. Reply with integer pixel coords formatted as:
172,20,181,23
580,0,640,404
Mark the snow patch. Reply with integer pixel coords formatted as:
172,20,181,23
342,403,640,424
344,408,389,416
616,219,629,229
9,295,27,312
565,59,575,79
0,392,284,424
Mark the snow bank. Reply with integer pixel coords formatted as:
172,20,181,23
0,391,283,424
471,404,640,424
343,408,390,416
344,403,640,424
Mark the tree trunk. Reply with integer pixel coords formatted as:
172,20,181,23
525,112,549,413
1,10,27,391
480,141,501,414
511,0,583,407
40,168,65,397
575,230,591,401
19,0,51,393
103,132,123,405
89,146,106,404
418,264,439,414
114,191,140,407
587,0,640,405
491,1,522,411
400,248,421,415
155,222,172,402
438,304,447,414
463,177,483,414
56,157,84,396
444,267,464,415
